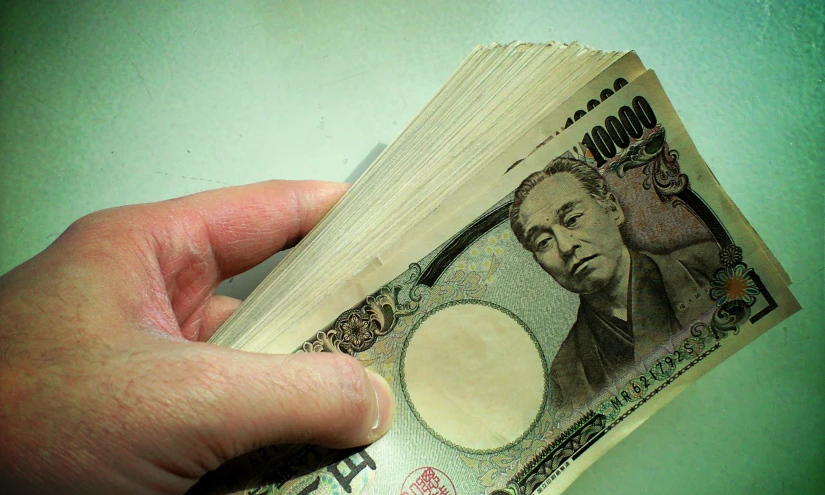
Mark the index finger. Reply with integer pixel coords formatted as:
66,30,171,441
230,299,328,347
154,180,349,279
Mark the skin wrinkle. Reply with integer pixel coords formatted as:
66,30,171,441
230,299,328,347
135,222,204,339
171,214,225,341
180,309,207,341
122,228,183,337
142,208,222,335
171,260,212,323
285,185,309,241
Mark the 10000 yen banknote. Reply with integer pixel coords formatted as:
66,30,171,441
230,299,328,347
193,70,798,495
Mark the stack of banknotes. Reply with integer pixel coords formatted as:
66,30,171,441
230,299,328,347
199,42,800,495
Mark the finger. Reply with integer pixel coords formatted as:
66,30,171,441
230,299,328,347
158,180,350,279
54,180,348,332
162,347,394,465
153,181,347,331
179,294,242,342
62,180,349,280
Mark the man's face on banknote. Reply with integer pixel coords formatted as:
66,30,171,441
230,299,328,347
517,172,627,295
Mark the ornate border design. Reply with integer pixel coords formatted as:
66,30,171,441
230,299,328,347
302,265,424,355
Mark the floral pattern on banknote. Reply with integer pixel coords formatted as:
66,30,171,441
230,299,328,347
711,265,759,306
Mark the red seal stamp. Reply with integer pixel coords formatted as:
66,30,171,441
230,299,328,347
400,467,457,495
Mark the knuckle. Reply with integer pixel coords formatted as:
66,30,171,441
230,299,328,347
57,207,155,263
60,208,132,246
62,205,148,243
63,210,108,239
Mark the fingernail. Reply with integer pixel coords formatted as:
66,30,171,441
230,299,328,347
366,370,394,442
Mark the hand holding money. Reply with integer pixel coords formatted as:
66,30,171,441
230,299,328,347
0,181,394,495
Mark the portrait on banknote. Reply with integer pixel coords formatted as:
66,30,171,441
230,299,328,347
509,153,720,409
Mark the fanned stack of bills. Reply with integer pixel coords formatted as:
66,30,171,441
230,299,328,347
200,42,799,495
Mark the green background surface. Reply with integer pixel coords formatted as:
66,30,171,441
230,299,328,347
1,1,822,493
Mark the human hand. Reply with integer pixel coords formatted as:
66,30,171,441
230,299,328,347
0,181,394,495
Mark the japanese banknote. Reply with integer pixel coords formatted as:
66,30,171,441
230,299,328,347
195,62,798,495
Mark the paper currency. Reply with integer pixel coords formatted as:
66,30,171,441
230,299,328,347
198,50,798,495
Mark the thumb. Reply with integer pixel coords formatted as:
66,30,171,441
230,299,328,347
160,345,394,468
